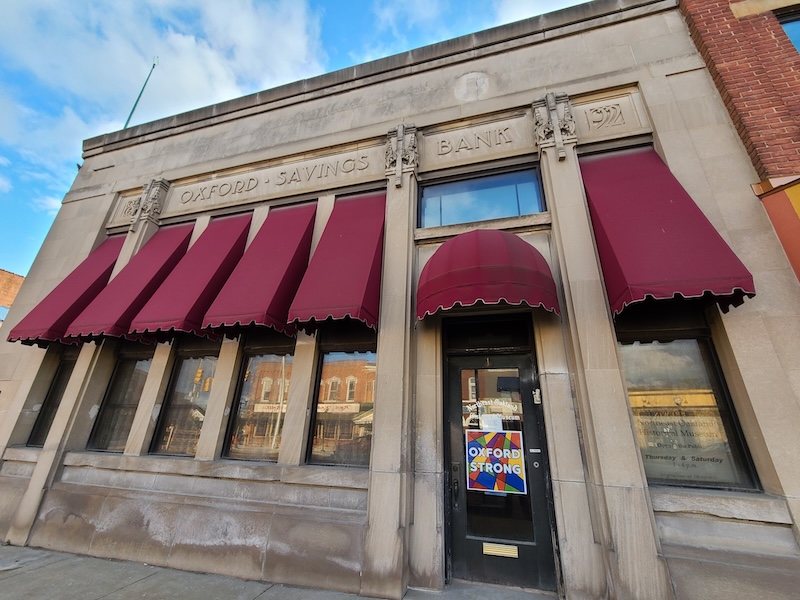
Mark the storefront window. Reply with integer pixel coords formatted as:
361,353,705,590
419,169,543,228
226,352,293,461
308,324,377,467
27,349,78,447
87,350,153,452
151,343,219,456
616,302,758,491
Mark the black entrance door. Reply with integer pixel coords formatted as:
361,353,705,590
446,353,556,591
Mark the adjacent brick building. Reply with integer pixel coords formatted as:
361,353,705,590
681,0,800,279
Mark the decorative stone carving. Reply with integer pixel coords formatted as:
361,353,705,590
587,104,625,130
560,103,576,138
532,92,576,161
385,137,397,170
402,132,418,169
121,196,141,220
129,178,171,231
534,109,553,145
385,124,418,187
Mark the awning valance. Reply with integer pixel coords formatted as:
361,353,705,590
288,193,386,330
580,148,755,315
203,203,316,335
63,224,193,341
129,213,251,336
7,235,125,346
416,229,560,319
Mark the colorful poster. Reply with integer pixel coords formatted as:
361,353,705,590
465,430,527,495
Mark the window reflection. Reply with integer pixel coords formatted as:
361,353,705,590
88,354,152,452
309,350,376,467
420,170,543,228
619,338,756,490
227,353,292,461
27,351,78,447
152,354,218,456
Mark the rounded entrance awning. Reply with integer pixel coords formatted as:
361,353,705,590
416,229,560,319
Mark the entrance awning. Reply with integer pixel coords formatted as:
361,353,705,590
416,229,560,319
62,223,194,341
580,148,755,315
7,235,125,346
288,193,386,330
129,213,251,336
203,203,316,335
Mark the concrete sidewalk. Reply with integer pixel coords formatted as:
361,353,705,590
0,545,556,600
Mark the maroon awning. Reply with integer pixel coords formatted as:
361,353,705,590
203,203,316,335
62,224,194,341
416,229,560,319
7,236,125,346
129,213,251,336
580,147,755,315
288,193,385,329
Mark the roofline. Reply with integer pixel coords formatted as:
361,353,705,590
83,0,676,156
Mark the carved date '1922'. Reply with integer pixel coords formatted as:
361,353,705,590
588,104,625,130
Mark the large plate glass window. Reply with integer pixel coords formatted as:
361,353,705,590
307,323,377,467
87,345,154,452
151,338,220,457
616,301,759,491
27,347,79,447
225,333,294,461
420,169,543,228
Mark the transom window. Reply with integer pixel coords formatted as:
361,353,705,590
419,169,543,228
778,10,800,52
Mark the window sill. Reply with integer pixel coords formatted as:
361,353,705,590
414,212,551,243
649,485,792,524
2,446,42,463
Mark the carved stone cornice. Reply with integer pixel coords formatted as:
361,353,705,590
127,178,171,231
385,124,418,187
532,92,577,161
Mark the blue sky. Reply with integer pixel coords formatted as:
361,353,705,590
0,0,585,279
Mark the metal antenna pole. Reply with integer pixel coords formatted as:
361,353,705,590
124,57,158,129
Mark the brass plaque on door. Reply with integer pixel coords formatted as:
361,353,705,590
482,542,519,558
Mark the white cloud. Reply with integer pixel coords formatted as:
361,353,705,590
0,156,10,193
494,0,589,25
31,196,62,215
0,0,326,214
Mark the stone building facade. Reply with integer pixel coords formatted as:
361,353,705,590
1,1,800,598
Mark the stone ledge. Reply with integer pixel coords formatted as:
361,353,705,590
650,486,793,524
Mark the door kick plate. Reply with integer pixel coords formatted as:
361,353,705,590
482,542,519,558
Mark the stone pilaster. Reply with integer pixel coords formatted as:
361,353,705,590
359,125,418,599
5,339,119,545
536,93,674,599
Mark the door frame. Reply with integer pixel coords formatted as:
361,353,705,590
441,315,559,591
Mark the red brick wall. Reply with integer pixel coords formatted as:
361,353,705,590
0,269,23,308
681,0,800,179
